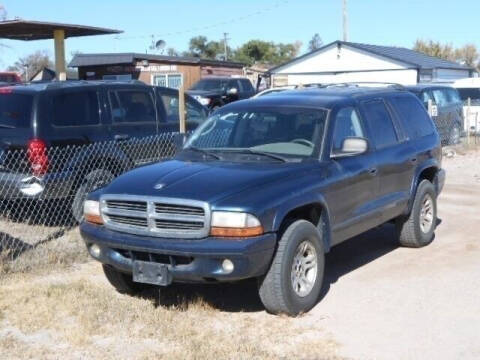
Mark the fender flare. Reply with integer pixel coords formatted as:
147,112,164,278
271,192,334,253
407,159,440,214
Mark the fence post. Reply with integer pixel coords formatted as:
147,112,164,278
467,97,471,146
178,85,186,134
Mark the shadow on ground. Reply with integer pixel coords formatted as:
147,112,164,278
140,222,421,313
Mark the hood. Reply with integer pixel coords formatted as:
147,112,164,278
102,159,316,204
186,89,224,98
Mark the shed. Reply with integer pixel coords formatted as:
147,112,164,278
69,53,245,89
269,41,475,87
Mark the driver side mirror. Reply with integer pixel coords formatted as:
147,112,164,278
227,87,238,96
331,137,368,158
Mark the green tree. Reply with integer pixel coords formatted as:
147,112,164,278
7,50,53,81
233,40,301,66
308,33,323,52
167,47,179,57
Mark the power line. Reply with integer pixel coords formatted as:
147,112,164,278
115,0,290,41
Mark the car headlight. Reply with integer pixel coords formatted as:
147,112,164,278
197,97,211,106
210,211,263,237
84,200,104,225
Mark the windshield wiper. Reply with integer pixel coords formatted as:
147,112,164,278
185,146,222,160
220,149,288,162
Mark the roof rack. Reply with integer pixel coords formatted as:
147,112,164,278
320,82,406,90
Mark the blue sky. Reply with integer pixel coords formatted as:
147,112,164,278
1,0,478,69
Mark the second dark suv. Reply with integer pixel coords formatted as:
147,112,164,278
187,77,255,111
81,87,445,316
0,81,207,221
406,85,463,145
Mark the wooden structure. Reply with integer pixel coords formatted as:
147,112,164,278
69,53,245,89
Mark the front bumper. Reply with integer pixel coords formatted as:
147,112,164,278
80,222,277,284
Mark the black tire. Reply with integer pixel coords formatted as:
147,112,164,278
258,219,325,316
102,264,146,295
396,179,437,248
71,169,115,223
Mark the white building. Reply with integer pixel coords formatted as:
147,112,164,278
270,41,475,87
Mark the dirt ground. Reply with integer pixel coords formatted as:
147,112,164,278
1,147,479,360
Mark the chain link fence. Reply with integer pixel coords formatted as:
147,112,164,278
0,133,184,272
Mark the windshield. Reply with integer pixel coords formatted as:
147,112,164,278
190,79,229,92
0,93,33,128
184,107,327,158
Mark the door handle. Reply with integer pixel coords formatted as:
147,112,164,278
368,168,378,176
114,134,130,141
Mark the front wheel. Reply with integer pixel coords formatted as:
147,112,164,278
258,220,325,316
102,264,147,295
396,179,437,248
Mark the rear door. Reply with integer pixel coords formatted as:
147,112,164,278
107,86,158,165
359,97,416,223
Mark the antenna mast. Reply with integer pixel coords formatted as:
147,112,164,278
343,0,349,41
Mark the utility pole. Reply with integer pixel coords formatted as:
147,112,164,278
342,0,348,42
223,32,230,61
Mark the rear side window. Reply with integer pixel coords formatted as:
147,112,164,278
446,88,461,104
390,96,435,139
109,90,156,123
240,79,254,92
457,88,480,104
362,100,398,148
0,93,33,128
52,91,100,127
160,93,179,123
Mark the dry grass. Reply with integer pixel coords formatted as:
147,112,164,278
0,228,89,277
0,266,339,360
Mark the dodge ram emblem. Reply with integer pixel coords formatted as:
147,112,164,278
154,183,165,190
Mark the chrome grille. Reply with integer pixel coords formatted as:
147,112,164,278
100,195,210,239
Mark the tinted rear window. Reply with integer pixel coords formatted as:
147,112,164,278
390,96,435,139
362,100,398,148
457,88,480,104
52,91,100,127
0,93,33,128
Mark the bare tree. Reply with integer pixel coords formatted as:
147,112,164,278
455,44,479,68
308,34,323,52
7,50,54,81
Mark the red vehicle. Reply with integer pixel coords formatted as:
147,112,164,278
0,72,21,83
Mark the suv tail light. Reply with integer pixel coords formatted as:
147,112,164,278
28,138,49,176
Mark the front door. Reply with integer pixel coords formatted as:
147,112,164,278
325,106,380,245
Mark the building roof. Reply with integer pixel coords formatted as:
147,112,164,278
69,53,245,68
270,40,473,73
0,19,121,40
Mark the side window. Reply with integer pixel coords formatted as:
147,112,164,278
332,107,365,154
362,100,398,149
109,90,156,123
160,94,179,123
186,99,207,125
432,89,448,107
447,88,461,104
390,96,435,139
421,91,434,108
52,91,100,127
242,79,254,93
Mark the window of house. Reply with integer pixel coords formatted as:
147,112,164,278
362,100,398,148
332,107,365,154
52,91,100,127
153,74,183,89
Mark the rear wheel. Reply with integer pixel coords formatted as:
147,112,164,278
258,220,325,316
449,123,461,145
71,169,115,223
396,179,437,248
102,264,147,295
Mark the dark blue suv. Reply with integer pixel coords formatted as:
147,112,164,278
80,87,445,316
